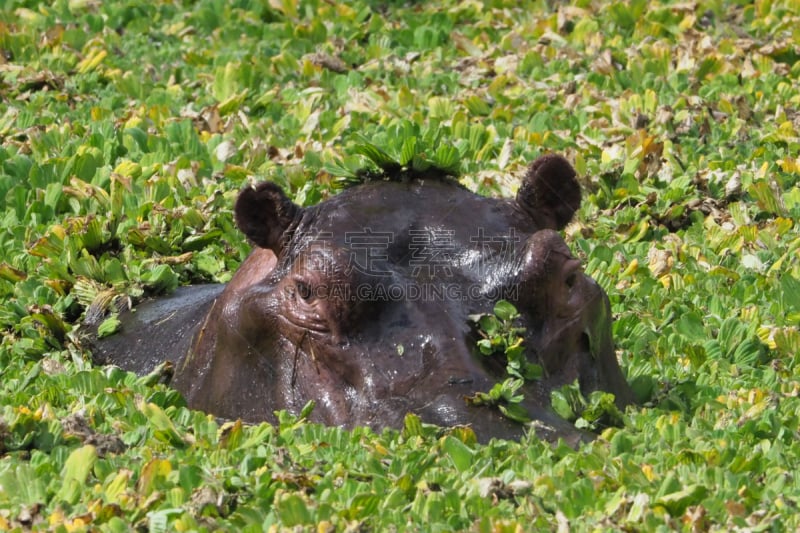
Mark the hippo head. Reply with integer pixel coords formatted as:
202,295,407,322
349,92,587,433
175,154,633,441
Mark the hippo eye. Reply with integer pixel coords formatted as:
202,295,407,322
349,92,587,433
565,271,577,288
295,280,313,301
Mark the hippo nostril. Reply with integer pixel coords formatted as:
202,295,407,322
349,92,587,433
563,258,582,290
565,271,578,289
580,330,594,358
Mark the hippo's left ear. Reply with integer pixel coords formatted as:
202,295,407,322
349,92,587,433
235,182,302,254
515,154,581,230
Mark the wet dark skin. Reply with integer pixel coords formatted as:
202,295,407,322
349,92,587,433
93,154,635,444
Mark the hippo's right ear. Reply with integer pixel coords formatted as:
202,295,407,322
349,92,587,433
235,182,301,254
515,154,581,230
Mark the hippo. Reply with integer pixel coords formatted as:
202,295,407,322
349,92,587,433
91,154,634,443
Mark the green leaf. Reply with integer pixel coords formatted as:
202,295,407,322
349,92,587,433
353,141,397,169
498,403,531,424
141,264,179,294
478,315,499,337
655,484,709,515
476,338,494,355
780,274,800,314
139,402,188,448
325,155,368,182
464,390,492,406
441,435,474,472
432,143,461,175
629,375,656,403
0,465,48,506
493,300,519,322
464,95,491,116
551,386,581,421
276,493,312,526
347,493,381,520
136,361,175,387
400,136,418,166
402,413,424,437
520,362,543,381
56,445,97,504
299,399,316,420
410,153,432,173
582,391,623,427
97,314,121,338
749,180,786,216
675,312,706,343
183,229,223,251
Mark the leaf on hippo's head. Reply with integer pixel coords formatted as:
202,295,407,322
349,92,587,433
96,314,121,339
326,121,463,185
75,278,130,327
140,264,179,295
431,143,461,176
353,139,398,169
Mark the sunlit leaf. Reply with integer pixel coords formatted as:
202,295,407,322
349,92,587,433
139,402,188,448
441,435,474,472
56,445,97,504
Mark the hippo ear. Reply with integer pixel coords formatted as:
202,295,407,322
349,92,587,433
515,154,581,230
235,182,301,253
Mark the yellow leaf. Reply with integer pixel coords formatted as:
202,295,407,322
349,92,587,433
317,522,335,533
756,161,769,179
0,262,27,282
740,306,758,322
76,49,107,74
90,107,109,121
218,419,243,449
335,3,356,17
13,8,44,23
104,470,133,504
113,160,142,179
137,458,173,496
66,516,89,532
773,217,793,235
678,13,695,31
50,224,66,239
779,157,799,173
620,258,639,278
269,0,297,18
49,509,66,526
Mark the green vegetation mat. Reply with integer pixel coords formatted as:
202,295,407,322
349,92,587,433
1,0,799,530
